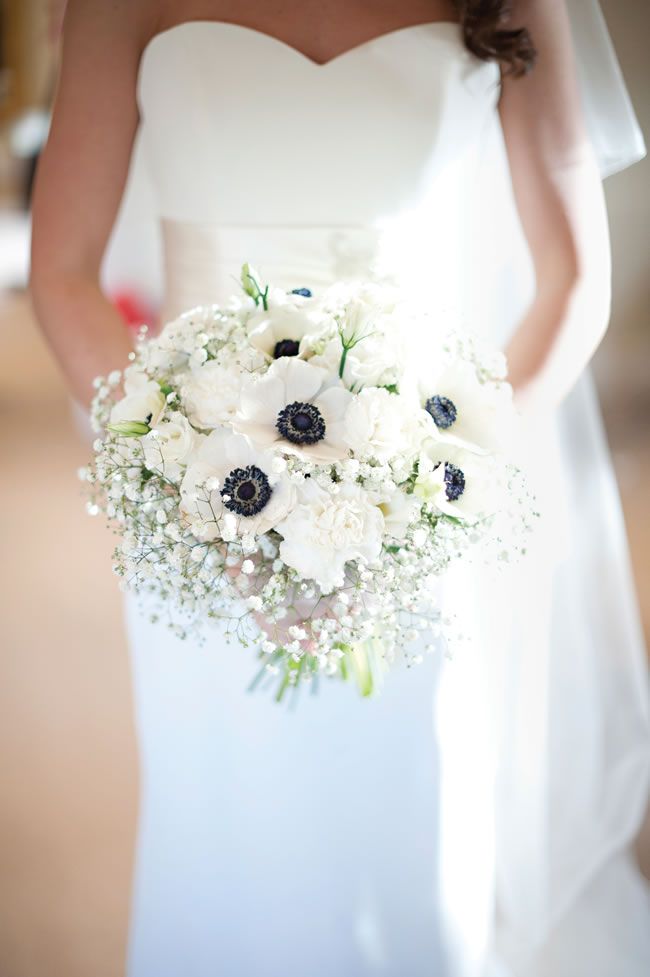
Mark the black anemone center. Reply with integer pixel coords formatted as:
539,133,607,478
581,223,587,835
291,287,312,297
273,338,300,359
425,394,457,429
237,480,256,501
276,401,326,445
443,462,465,501
221,464,272,517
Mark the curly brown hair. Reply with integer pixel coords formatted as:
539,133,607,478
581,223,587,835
452,0,537,76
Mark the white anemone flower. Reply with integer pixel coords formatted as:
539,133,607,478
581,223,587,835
419,360,513,455
179,428,295,540
232,357,353,461
275,480,384,592
415,442,500,523
247,299,329,361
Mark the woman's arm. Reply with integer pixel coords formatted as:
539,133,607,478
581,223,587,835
30,0,152,407
499,0,611,414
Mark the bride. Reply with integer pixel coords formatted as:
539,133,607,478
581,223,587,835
29,0,650,974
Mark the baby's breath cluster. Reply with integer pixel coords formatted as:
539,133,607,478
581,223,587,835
83,265,535,701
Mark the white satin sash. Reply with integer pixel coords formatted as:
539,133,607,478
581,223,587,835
160,219,389,320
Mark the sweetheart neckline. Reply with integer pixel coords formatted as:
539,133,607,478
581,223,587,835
138,18,463,79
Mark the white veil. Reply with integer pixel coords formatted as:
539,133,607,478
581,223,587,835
567,0,646,177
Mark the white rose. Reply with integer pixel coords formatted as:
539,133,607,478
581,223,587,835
180,360,242,429
142,411,201,482
275,480,384,592
110,370,165,428
343,387,424,462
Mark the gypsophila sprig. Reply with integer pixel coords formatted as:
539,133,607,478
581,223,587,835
83,264,536,701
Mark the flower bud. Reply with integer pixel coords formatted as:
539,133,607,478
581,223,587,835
240,262,264,303
107,420,151,437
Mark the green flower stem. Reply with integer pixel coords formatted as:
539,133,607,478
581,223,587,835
338,344,349,379
336,323,377,383
275,655,304,703
350,645,374,697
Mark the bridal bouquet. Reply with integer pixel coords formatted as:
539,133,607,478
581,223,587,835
82,265,533,699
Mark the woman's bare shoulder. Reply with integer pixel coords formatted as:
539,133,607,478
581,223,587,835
143,0,235,41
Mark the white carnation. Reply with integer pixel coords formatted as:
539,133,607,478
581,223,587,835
343,387,424,462
180,360,242,429
275,480,384,592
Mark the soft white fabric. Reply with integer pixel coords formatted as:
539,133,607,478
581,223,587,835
124,20,650,977
567,0,646,177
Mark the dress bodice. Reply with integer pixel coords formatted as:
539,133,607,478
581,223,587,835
137,21,499,224
135,20,530,343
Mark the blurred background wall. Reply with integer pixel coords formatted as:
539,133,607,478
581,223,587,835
590,1,650,628
0,2,648,976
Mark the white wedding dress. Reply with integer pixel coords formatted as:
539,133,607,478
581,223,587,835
120,19,650,977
